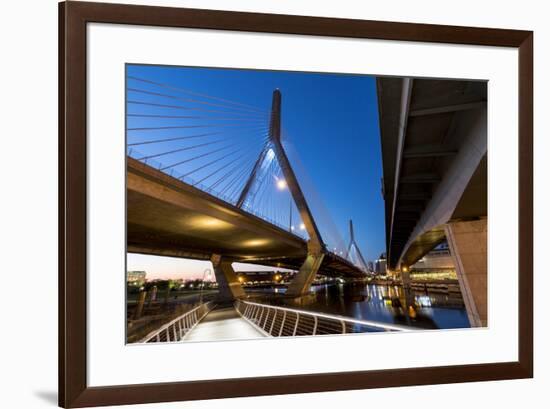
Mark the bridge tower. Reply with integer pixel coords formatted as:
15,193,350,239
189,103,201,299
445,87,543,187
238,90,326,297
346,219,369,272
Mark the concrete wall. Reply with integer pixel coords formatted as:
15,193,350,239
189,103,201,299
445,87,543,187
444,219,488,327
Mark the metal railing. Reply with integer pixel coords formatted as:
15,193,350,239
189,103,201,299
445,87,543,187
139,301,215,343
235,299,410,337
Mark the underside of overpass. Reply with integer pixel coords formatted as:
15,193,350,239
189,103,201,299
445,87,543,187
127,157,364,285
377,77,488,326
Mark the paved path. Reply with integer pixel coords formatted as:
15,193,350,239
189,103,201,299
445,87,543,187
185,307,266,341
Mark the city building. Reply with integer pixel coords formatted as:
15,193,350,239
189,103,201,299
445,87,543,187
235,270,293,285
367,261,375,273
374,253,387,275
410,241,457,280
127,270,147,286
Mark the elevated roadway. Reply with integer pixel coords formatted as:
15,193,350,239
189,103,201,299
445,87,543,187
127,157,365,290
377,77,487,326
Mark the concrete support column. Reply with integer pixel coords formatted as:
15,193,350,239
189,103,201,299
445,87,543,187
444,219,487,327
211,254,245,301
148,286,157,307
400,267,411,289
286,252,325,297
134,290,147,320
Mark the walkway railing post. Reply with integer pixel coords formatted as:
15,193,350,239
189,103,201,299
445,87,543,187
279,311,287,337
258,306,265,326
293,312,300,337
234,300,409,338
139,301,215,343
269,310,277,334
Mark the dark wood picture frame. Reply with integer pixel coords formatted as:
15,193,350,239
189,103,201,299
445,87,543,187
59,1,533,407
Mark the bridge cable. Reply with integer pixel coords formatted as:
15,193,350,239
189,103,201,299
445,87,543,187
135,139,227,161
127,124,268,146
127,87,269,116
194,141,268,187
179,136,270,179
127,113,266,122
208,146,263,191
127,75,269,114
127,122,268,132
127,100,268,118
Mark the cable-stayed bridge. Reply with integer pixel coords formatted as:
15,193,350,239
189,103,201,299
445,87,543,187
346,220,370,272
126,76,368,300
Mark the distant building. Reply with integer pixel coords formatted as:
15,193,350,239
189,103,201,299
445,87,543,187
411,242,453,271
367,261,375,273
374,253,387,275
410,241,456,279
235,270,293,284
127,270,146,286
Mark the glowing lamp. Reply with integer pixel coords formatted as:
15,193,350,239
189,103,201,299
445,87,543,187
276,179,287,190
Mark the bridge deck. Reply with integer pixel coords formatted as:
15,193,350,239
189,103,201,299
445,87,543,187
185,307,266,342
127,157,365,278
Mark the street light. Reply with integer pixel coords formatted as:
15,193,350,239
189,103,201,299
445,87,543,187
275,177,294,232
199,268,211,304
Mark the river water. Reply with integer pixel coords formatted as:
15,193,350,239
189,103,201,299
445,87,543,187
253,283,470,330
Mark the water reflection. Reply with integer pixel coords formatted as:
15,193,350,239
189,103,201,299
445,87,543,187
254,283,470,330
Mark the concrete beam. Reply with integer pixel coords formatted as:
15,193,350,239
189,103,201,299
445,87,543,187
409,101,486,117
396,204,425,212
400,174,440,184
127,245,211,261
398,106,487,267
399,226,446,267
388,78,414,264
403,145,458,159
399,192,432,201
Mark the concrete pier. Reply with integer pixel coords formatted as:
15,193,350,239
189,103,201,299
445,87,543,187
211,255,245,301
445,219,488,327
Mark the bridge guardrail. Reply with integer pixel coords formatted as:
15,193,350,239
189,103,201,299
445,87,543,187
139,301,215,343
235,299,410,337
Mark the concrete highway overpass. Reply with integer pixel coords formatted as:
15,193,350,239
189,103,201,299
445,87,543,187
377,77,488,326
127,157,365,298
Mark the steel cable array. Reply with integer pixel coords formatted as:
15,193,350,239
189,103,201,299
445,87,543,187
126,74,308,238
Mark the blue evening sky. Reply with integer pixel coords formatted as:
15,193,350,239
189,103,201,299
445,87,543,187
126,64,385,279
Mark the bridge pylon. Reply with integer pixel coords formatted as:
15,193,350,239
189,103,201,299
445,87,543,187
346,219,369,272
210,254,245,301
237,90,326,297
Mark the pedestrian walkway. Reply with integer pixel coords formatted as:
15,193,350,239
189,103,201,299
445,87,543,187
184,307,267,341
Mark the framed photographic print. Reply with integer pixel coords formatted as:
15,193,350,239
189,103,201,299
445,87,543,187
59,1,533,407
